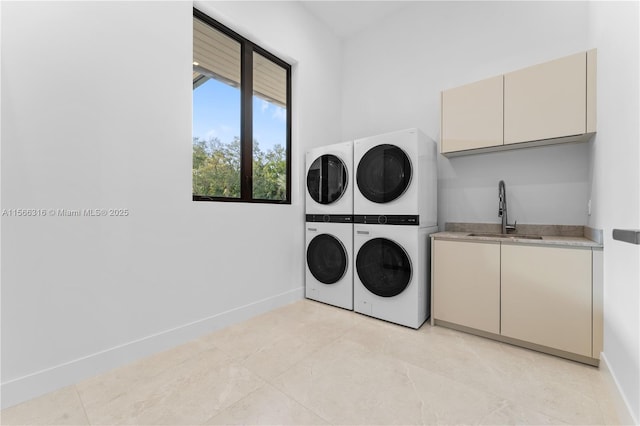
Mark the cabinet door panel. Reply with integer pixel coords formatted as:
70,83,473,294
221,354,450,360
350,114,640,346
501,244,592,357
433,240,500,334
441,75,503,153
504,52,586,144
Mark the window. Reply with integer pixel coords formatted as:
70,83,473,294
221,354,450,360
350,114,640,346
192,9,291,203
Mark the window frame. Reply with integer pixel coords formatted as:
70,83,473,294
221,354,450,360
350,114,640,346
192,8,292,204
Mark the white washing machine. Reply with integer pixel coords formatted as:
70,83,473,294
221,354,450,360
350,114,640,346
353,128,437,227
353,223,438,328
305,219,353,310
305,141,353,216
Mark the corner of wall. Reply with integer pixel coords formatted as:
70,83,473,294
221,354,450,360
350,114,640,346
600,352,639,425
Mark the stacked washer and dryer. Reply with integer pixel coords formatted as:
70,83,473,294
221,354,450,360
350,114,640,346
305,141,354,310
305,128,438,329
353,128,438,329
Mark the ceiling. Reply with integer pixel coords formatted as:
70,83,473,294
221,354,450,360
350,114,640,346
298,1,411,38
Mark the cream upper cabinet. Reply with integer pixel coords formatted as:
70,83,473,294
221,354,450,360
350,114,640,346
440,49,596,156
433,239,501,334
501,244,592,357
504,52,588,144
441,75,504,154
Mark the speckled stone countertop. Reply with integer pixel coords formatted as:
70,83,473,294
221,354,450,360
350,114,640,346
431,223,603,248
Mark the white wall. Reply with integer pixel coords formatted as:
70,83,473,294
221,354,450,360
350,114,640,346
341,1,591,227
0,0,342,408
587,2,640,422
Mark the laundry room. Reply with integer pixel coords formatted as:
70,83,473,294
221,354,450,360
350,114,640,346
1,1,639,425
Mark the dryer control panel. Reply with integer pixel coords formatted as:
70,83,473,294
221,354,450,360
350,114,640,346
353,215,419,226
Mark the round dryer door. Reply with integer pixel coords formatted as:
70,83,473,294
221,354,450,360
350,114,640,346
307,154,348,205
307,234,348,284
356,237,412,297
356,144,412,203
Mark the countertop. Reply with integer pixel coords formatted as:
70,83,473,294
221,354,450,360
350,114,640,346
431,223,603,248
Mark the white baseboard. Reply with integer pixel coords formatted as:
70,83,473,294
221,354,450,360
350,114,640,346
1,287,304,410
600,352,639,425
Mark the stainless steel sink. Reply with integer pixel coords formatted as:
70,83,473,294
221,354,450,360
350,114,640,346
467,233,543,240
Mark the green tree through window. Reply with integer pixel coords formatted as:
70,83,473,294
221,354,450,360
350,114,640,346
192,136,287,200
192,136,241,198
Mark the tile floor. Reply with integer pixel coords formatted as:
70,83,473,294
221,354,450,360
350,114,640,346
1,299,622,425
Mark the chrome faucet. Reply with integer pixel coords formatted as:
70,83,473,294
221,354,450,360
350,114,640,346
498,180,516,234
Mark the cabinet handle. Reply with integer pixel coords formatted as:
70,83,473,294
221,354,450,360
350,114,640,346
612,229,640,245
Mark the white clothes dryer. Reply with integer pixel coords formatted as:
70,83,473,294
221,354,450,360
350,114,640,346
305,218,353,310
353,128,437,227
305,141,353,216
353,223,438,328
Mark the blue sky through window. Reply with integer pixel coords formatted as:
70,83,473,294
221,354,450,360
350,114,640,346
193,78,286,152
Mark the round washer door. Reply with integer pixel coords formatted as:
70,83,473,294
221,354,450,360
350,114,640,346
356,144,412,204
356,237,412,297
307,154,348,205
307,234,348,284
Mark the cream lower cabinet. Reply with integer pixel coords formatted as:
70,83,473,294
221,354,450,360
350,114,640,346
501,244,592,357
433,238,600,364
433,240,500,334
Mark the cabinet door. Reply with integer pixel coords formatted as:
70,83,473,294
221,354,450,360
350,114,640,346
501,244,592,357
504,52,586,144
441,75,503,153
433,240,500,334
